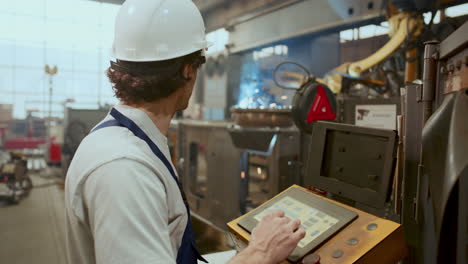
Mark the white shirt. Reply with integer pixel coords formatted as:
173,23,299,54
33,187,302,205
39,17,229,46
65,105,187,264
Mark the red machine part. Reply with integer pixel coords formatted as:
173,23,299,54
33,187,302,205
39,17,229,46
306,85,337,123
4,137,46,150
49,143,62,163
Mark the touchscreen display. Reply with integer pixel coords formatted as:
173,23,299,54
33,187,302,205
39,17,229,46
254,196,339,248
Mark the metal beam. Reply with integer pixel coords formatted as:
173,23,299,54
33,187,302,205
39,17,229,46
440,21,468,59
86,0,124,5
83,0,294,31
226,0,385,54
85,0,228,12
203,0,291,32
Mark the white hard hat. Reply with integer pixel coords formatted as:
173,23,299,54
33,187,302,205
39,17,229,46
112,0,210,62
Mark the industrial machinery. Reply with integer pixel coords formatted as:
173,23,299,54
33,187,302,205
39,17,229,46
62,107,110,176
223,1,468,264
176,117,303,230
229,185,406,264
228,120,404,263
226,18,467,264
228,125,301,214
177,120,242,229
399,21,468,264
171,1,467,262
176,116,302,229
0,152,33,204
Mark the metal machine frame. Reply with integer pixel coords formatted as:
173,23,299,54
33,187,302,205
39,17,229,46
177,120,241,230
228,126,301,214
400,21,468,264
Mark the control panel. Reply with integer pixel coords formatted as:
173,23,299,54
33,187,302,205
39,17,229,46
228,185,407,263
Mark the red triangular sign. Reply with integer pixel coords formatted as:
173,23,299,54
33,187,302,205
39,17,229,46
306,85,336,124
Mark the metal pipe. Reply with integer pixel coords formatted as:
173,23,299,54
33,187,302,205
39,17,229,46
414,41,439,222
325,12,423,93
348,13,423,76
405,48,418,82
421,41,439,123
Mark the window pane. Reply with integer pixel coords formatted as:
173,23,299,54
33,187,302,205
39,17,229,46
15,41,44,67
100,48,112,70
73,72,99,97
46,46,74,70
100,70,114,104
73,49,99,71
46,0,74,21
15,68,45,93
73,0,101,26
446,3,468,17
0,2,15,13
12,97,27,118
98,27,114,49
52,70,74,98
14,0,45,17
0,68,14,93
73,24,100,49
46,20,74,48
15,15,45,42
100,3,120,23
0,0,122,118
0,40,15,65
0,13,16,40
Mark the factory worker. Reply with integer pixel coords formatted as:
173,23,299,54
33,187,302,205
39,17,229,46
64,0,305,263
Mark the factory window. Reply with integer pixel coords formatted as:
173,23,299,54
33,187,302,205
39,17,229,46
339,22,389,43
445,2,468,17
206,28,229,55
423,3,468,24
253,45,288,61
0,0,120,118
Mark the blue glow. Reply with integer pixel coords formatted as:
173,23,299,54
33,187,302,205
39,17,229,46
236,46,289,108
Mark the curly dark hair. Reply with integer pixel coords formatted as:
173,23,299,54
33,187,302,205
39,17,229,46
107,50,204,104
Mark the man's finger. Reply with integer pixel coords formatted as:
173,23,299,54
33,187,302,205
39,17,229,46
270,209,285,218
291,227,306,242
287,218,301,231
277,216,291,225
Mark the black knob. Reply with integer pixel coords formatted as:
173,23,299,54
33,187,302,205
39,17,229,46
332,249,344,258
303,253,321,264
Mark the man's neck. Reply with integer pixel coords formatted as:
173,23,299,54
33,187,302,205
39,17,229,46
124,99,177,136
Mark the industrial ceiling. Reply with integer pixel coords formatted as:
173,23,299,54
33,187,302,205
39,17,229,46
87,0,229,12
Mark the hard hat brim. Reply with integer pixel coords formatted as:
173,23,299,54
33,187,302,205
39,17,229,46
113,41,211,62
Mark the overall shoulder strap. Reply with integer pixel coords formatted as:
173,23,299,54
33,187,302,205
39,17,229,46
109,108,179,183
92,108,191,211
90,119,122,133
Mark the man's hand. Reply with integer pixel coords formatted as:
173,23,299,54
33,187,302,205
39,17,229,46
229,210,306,264
249,210,306,263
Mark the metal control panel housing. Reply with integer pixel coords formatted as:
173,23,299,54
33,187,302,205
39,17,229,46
238,187,357,262
306,121,397,209
228,185,407,263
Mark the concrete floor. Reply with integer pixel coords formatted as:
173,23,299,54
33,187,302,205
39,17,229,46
0,173,67,264
0,170,235,264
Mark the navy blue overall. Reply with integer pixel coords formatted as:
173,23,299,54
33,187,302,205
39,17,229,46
92,108,208,264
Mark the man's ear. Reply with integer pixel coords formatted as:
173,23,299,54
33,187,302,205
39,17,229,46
182,63,195,81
